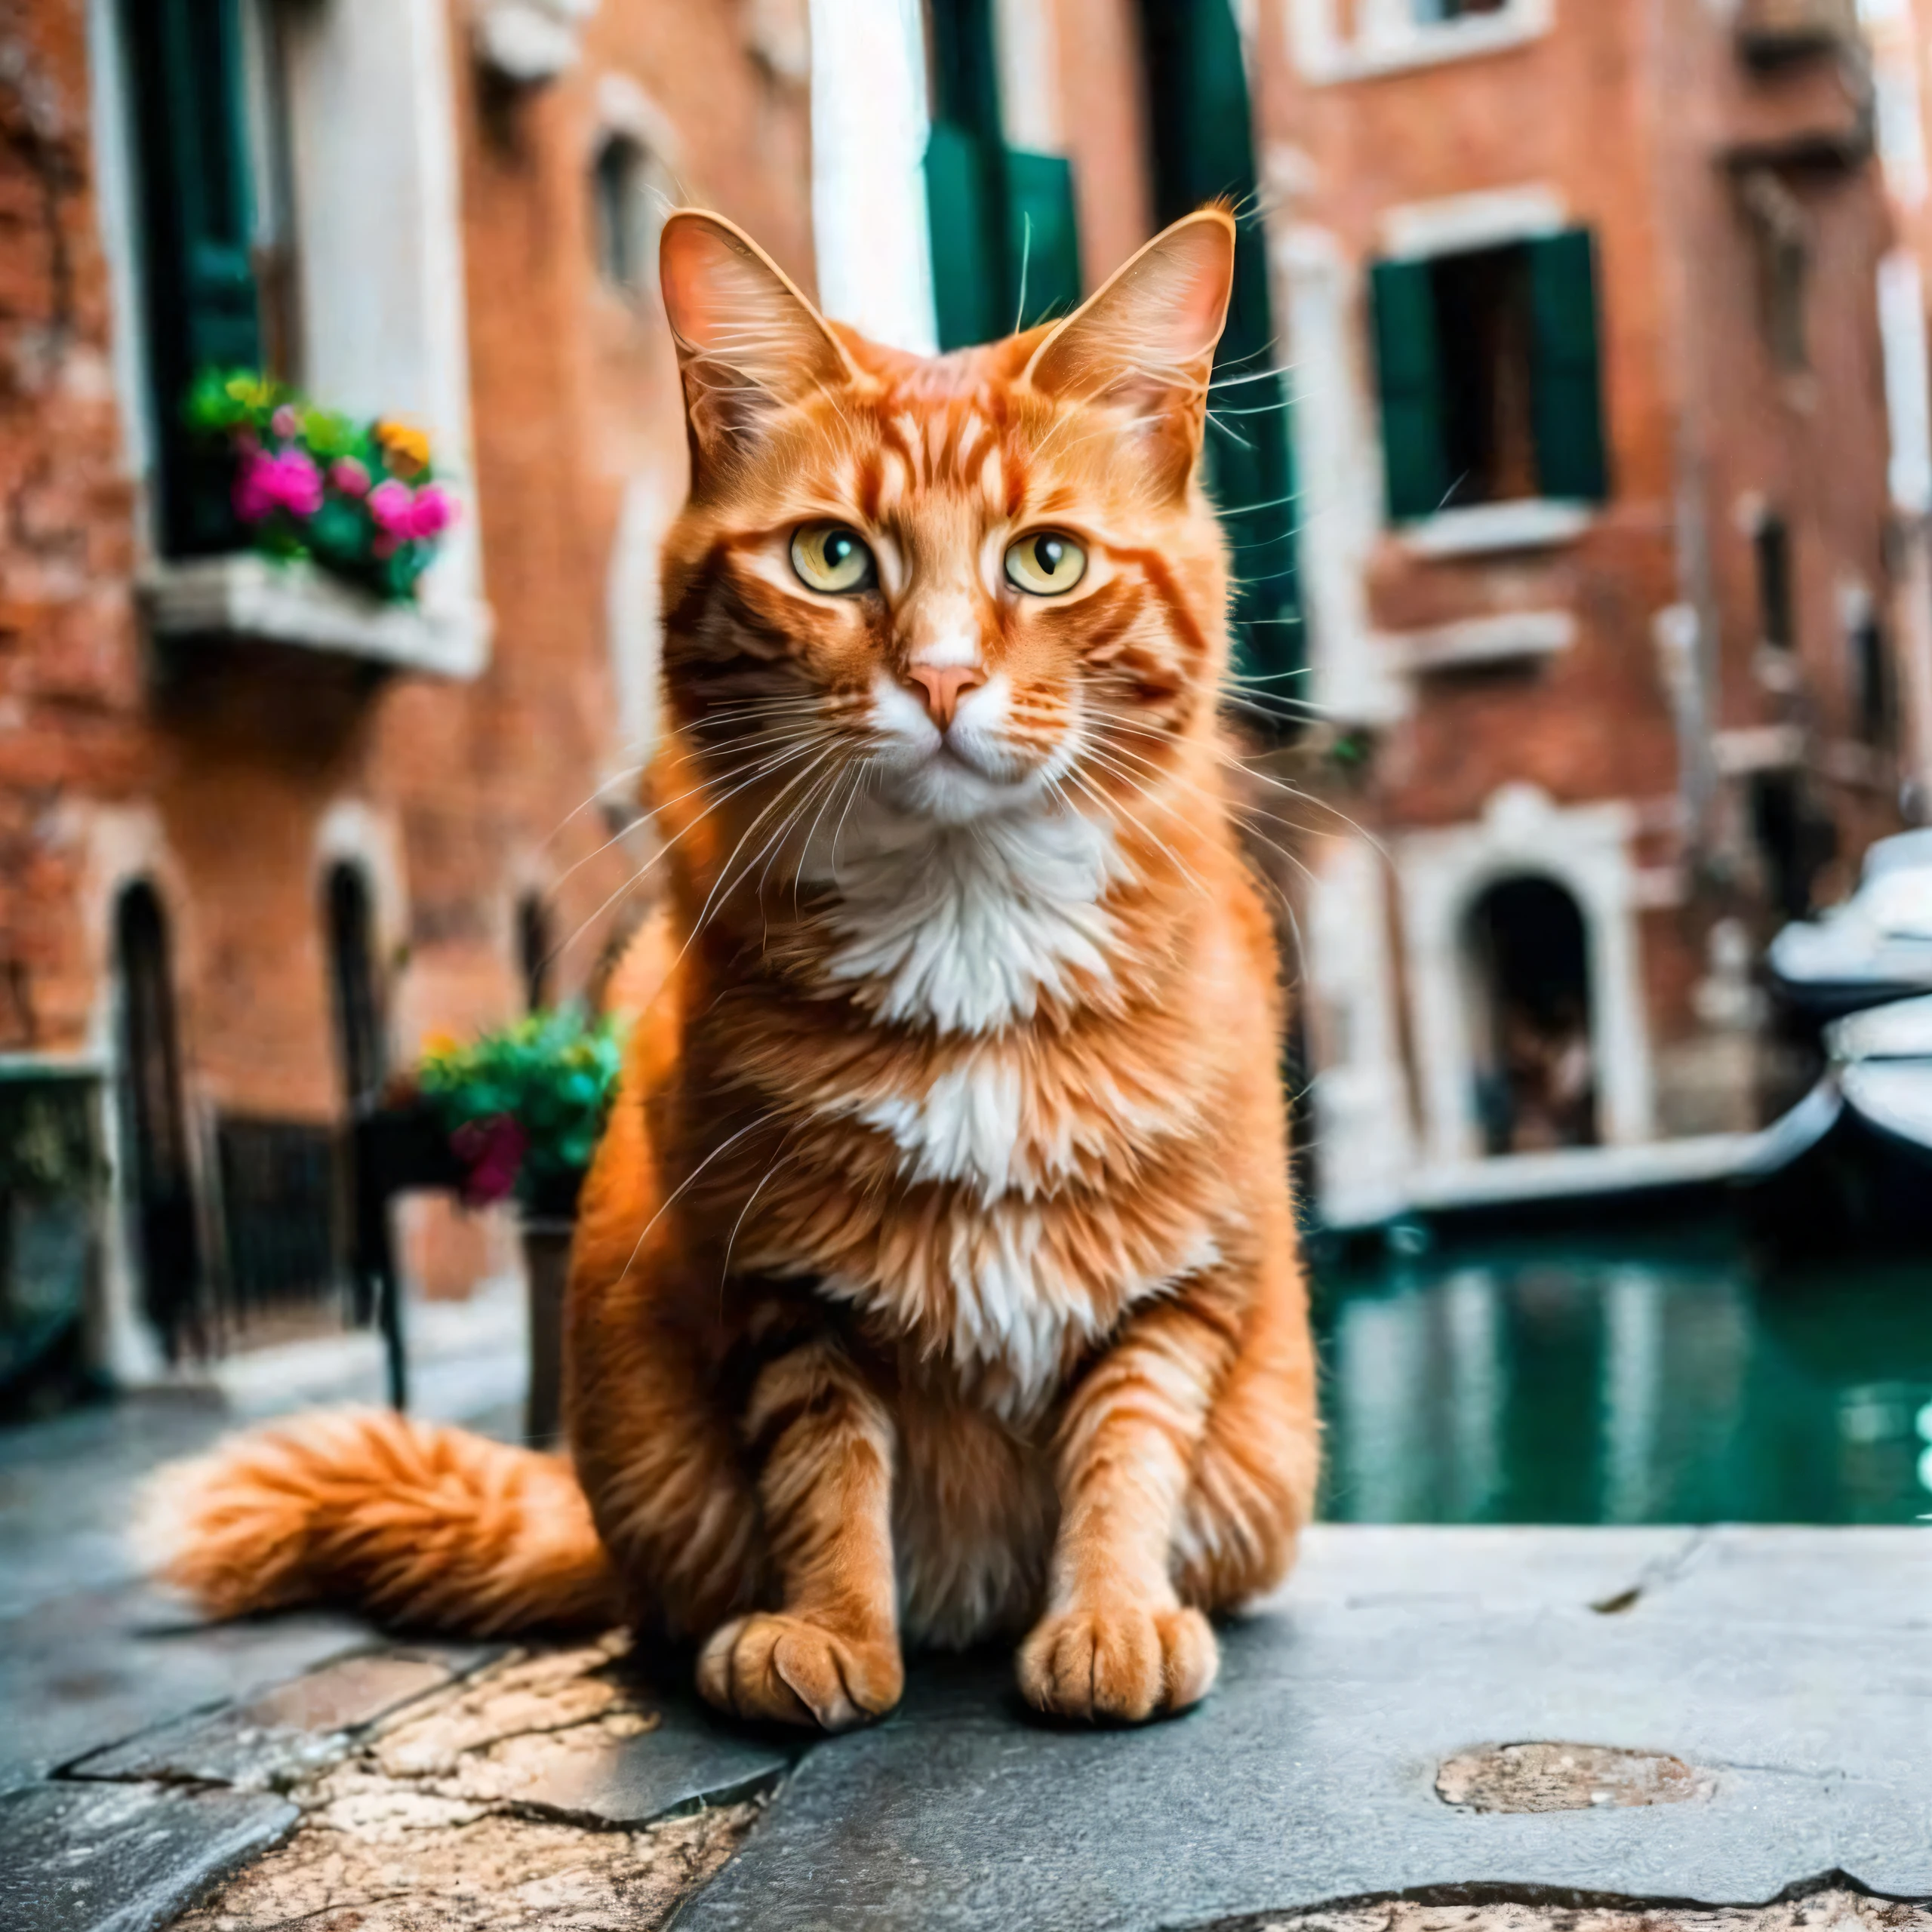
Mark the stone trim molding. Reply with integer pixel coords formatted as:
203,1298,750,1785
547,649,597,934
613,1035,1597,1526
1287,0,1555,87
1397,783,1657,1166
1390,609,1577,674
1379,183,1569,262
140,558,491,678
1399,500,1595,559
472,0,598,85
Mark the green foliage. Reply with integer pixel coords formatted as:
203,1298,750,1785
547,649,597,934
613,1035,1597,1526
0,1082,100,1201
414,1010,626,1216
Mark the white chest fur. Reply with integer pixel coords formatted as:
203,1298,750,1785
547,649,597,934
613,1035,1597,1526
813,804,1127,1035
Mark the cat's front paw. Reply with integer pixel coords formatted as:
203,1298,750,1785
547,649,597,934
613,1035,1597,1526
696,1611,903,1732
1016,1599,1218,1724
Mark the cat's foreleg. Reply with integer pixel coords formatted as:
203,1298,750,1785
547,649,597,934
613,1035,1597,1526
696,1334,904,1730
1017,1290,1238,1723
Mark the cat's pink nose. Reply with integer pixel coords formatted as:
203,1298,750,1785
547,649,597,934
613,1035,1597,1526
906,664,983,729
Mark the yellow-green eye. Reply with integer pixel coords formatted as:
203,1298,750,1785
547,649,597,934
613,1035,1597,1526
1004,531,1087,596
790,522,875,594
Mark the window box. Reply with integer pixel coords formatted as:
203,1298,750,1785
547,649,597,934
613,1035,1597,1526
1398,501,1594,558
140,555,491,678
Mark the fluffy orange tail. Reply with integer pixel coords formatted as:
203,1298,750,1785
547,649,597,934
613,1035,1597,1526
140,1408,622,1635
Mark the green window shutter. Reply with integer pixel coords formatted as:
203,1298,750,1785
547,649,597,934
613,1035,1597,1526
1004,149,1081,332
1369,258,1450,524
924,123,1004,352
1527,227,1609,503
122,0,262,557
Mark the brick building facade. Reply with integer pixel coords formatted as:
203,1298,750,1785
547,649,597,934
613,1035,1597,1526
1260,0,1928,1221
0,0,812,1386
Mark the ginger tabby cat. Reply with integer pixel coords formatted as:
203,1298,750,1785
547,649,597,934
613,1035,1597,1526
145,207,1321,1730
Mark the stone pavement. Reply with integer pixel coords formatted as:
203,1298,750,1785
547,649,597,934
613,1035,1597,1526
2,1395,1928,1932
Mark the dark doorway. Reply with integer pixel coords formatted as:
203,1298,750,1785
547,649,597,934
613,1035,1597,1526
325,863,385,1111
518,893,552,1013
1466,876,1598,1155
114,883,202,1358
1750,771,1836,922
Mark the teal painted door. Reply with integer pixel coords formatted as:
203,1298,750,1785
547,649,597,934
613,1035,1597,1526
1137,0,1303,692
122,0,263,556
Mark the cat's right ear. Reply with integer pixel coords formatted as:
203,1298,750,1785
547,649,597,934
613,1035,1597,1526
1022,208,1235,494
659,211,855,485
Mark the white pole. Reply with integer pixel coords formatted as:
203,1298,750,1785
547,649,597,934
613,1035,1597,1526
806,0,939,355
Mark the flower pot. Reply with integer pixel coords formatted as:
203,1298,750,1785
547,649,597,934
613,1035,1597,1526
519,1217,573,1446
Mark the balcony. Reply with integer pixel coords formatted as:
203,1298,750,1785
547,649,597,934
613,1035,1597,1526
1736,0,1861,64
139,555,491,678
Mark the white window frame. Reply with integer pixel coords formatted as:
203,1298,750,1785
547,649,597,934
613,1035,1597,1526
1397,783,1657,1168
1376,184,1599,558
1288,0,1554,85
91,0,491,675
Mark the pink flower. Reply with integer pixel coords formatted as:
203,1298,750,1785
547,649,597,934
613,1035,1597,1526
329,456,371,498
451,1114,528,1208
371,533,399,560
368,478,415,536
232,449,275,524
270,404,301,440
233,448,323,523
268,448,323,518
407,485,454,540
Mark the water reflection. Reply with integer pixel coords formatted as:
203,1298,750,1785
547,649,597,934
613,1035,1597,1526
1313,1234,1932,1524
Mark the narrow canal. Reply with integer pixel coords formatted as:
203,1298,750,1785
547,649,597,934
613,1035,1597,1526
1312,1229,1932,1524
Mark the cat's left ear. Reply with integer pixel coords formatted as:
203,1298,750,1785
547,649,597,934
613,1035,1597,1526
660,210,857,488
1021,208,1235,491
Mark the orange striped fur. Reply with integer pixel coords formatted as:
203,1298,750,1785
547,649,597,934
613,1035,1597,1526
146,208,1320,1730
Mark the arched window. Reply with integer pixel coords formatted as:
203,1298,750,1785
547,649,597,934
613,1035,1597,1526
324,862,386,1111
114,883,202,1356
1464,876,1597,1155
591,134,664,297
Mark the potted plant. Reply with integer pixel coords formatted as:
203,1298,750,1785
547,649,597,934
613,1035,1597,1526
411,1009,626,1442
187,370,457,602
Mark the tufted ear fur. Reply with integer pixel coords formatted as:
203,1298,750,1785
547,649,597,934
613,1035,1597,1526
1023,208,1235,494
659,210,857,488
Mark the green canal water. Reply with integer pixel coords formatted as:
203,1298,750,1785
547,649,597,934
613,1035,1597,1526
1311,1229,1932,1525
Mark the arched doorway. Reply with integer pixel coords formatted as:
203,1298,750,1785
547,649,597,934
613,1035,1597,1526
324,862,386,1112
114,882,202,1358
1465,875,1598,1155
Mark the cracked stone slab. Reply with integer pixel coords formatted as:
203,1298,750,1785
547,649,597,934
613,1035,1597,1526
675,1527,1932,1932
161,1641,775,1932
0,1780,298,1932
0,1585,375,1798
168,1794,756,1932
67,1646,497,1791
1205,1891,1932,1932
359,1635,794,1829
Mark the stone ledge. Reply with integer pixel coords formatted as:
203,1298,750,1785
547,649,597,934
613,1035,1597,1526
138,555,492,678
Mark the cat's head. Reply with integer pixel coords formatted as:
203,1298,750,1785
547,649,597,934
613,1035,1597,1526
654,208,1235,836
